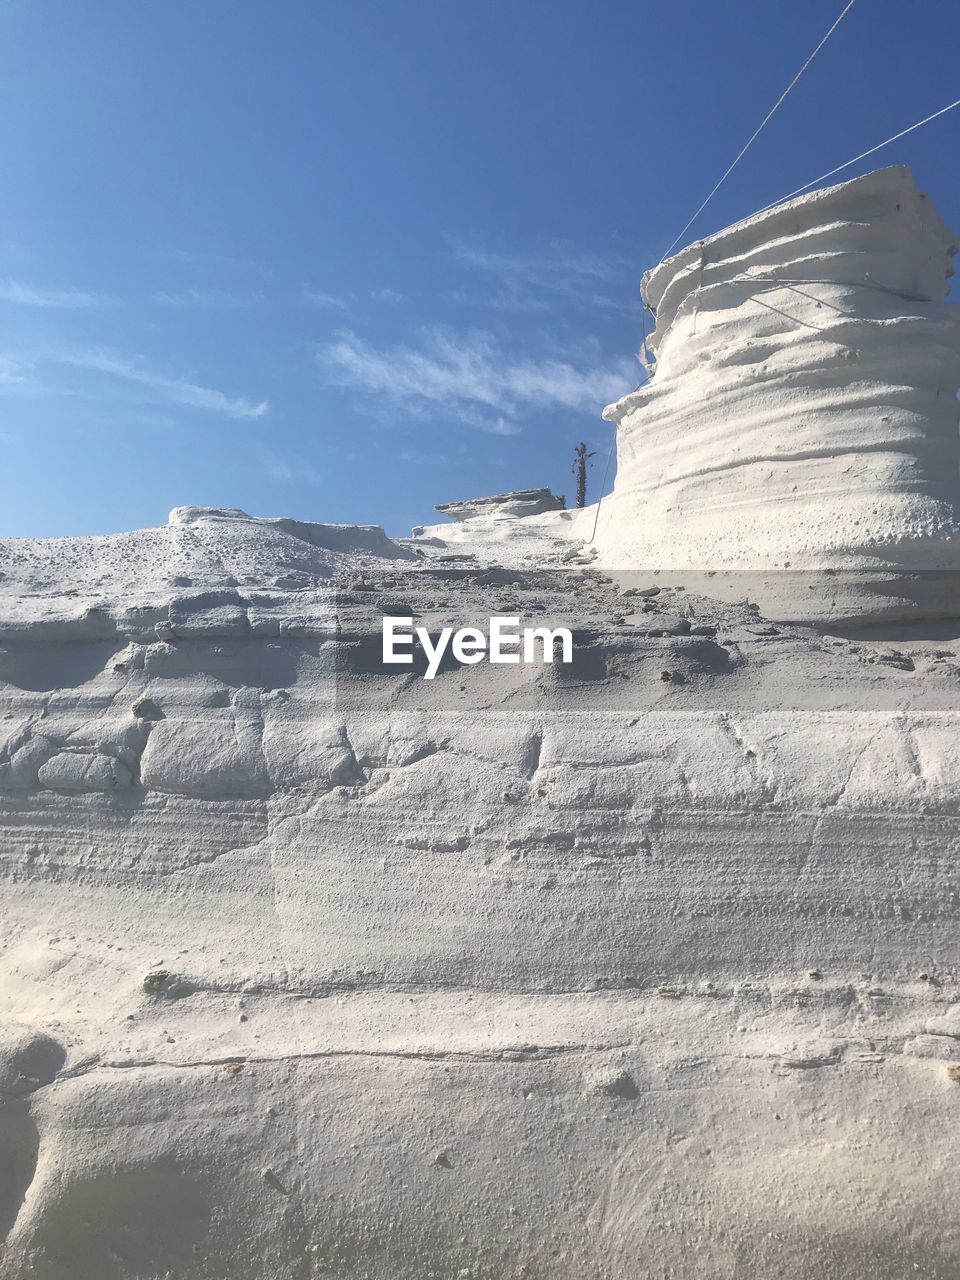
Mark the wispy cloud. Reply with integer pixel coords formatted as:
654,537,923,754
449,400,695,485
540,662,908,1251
153,287,265,309
398,448,450,465
0,356,26,385
370,287,406,306
302,286,407,311
301,287,349,309
451,240,639,314
0,280,109,309
161,247,275,280
318,327,637,428
447,285,552,315
263,452,294,482
455,405,521,437
257,447,322,484
55,349,268,420
456,242,621,288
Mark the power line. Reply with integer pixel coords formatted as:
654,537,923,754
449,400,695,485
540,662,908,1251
661,0,857,261
588,431,617,543
753,95,960,214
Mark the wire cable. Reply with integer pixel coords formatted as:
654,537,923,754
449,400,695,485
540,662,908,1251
588,430,617,543
753,95,960,214
661,0,857,261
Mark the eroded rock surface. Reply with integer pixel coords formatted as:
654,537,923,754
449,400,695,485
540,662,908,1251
3,508,960,1278
434,488,566,521
594,167,960,581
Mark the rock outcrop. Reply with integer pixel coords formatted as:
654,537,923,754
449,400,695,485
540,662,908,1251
4,509,960,1277
593,167,960,603
169,504,415,559
435,487,565,521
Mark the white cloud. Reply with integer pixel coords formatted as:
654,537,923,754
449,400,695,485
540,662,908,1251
264,454,294,482
153,287,265,309
398,448,450,465
0,356,26,385
303,286,406,311
163,247,275,280
450,241,639,313
370,287,405,306
456,242,621,289
257,447,322,484
55,349,268,420
447,285,552,315
317,328,638,427
301,287,348,309
0,280,109,308
455,405,521,437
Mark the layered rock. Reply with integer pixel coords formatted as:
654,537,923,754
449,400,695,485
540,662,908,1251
169,504,414,559
594,167,960,598
5,512,960,1277
434,487,566,521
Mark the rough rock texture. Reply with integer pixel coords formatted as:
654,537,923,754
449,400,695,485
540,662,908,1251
170,504,415,559
594,167,960,587
4,506,960,1277
434,488,566,521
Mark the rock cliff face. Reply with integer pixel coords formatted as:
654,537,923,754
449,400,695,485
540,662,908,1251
4,506,960,1278
595,167,960,580
434,488,566,521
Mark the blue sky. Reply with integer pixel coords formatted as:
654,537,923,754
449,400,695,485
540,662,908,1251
2,0,959,538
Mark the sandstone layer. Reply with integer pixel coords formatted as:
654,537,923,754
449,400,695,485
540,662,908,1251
592,166,960,622
434,489,566,522
3,506,960,1278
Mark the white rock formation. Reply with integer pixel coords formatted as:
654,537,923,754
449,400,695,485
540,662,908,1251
4,501,960,1277
169,504,415,559
593,167,960,584
434,488,566,521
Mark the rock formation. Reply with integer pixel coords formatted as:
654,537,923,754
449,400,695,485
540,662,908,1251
434,488,566,521
593,166,960,621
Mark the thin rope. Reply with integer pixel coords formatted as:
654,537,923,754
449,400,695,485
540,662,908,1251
588,428,617,543
753,95,960,214
661,0,857,261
